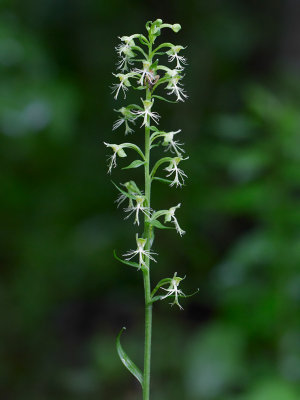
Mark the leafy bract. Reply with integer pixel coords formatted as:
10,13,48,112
116,327,143,387
122,160,145,169
113,250,142,270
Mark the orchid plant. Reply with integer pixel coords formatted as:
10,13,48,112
105,19,195,400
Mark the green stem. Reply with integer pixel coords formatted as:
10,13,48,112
143,44,153,400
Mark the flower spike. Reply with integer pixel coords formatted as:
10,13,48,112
106,20,195,396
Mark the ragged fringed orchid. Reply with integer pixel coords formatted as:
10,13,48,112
105,19,197,400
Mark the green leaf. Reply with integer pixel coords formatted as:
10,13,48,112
122,160,145,170
111,181,136,200
153,177,173,184
153,95,177,104
116,327,144,387
183,288,200,298
113,250,142,270
150,219,174,230
125,104,143,110
150,59,158,70
132,85,146,90
150,142,161,149
138,36,149,46
149,126,160,132
120,142,145,160
150,295,164,303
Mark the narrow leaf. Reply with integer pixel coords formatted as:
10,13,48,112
122,160,145,170
182,288,200,298
116,327,144,387
125,104,143,111
111,181,136,200
132,85,146,90
150,142,161,149
113,250,142,270
152,95,177,104
138,36,149,46
149,126,160,132
151,278,173,298
150,219,174,230
153,177,173,184
150,59,158,70
150,295,164,303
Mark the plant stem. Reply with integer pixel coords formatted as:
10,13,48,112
143,43,153,400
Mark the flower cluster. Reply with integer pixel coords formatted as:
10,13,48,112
105,19,189,312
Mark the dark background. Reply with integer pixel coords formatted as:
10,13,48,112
1,0,300,399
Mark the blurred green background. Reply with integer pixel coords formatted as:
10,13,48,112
1,0,300,399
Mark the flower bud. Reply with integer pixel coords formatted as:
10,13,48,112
172,24,181,33
136,235,147,249
110,144,127,158
154,19,163,26
117,148,127,157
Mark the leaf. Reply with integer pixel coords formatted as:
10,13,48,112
153,177,173,184
125,104,143,111
183,288,200,298
150,219,174,230
149,126,160,132
150,59,158,70
138,36,149,46
111,181,136,200
122,160,145,170
150,142,161,149
113,250,142,270
132,85,146,90
150,295,164,303
116,327,144,388
151,278,172,296
152,95,177,104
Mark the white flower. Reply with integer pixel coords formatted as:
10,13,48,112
134,60,155,86
166,45,187,70
111,72,137,100
162,129,185,155
116,55,135,72
165,69,187,102
160,272,185,310
164,203,185,236
124,195,151,225
104,142,127,173
115,35,135,55
165,156,188,187
123,234,157,269
132,99,160,127
113,107,136,135
115,36,137,71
